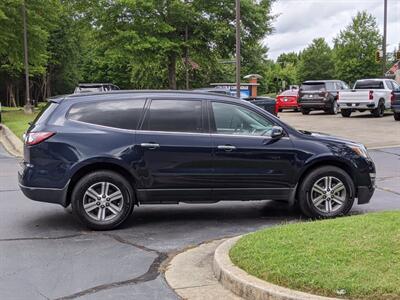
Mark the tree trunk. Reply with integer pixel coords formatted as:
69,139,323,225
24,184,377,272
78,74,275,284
167,53,177,89
6,81,17,107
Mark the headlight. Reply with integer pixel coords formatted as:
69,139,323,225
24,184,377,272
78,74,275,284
348,144,370,159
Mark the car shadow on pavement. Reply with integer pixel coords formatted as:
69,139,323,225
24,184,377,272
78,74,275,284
349,112,393,118
119,201,303,230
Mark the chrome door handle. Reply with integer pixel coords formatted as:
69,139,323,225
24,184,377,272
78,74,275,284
217,145,236,151
140,143,160,149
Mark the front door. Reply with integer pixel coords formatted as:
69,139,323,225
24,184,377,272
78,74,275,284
134,98,213,203
209,101,296,201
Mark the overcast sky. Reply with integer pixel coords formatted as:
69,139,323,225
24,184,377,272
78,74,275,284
264,0,400,60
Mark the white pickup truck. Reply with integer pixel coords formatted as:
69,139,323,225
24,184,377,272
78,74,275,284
338,79,395,118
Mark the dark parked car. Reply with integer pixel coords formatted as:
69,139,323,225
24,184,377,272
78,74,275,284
74,83,120,94
389,80,400,121
19,91,375,230
298,80,349,115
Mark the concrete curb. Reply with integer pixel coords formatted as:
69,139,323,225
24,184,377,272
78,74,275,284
0,124,23,158
213,236,341,300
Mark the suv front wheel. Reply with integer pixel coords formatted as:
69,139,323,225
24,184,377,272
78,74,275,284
71,170,134,230
298,166,354,218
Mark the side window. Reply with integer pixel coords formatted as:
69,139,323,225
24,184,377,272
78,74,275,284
68,99,145,130
341,81,350,89
326,82,335,90
386,81,394,90
211,102,275,137
142,100,203,133
392,81,400,91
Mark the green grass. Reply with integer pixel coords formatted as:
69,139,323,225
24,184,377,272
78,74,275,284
230,212,400,300
1,108,39,139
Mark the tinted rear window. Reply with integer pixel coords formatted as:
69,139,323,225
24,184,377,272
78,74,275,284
300,83,326,91
354,80,384,89
280,90,298,96
142,100,202,133
68,99,145,130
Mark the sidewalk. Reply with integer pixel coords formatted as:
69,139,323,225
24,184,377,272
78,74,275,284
165,239,242,300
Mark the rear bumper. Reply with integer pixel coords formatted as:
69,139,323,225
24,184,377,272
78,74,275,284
18,171,69,207
392,105,400,113
299,102,331,109
357,185,375,205
277,103,298,109
339,102,376,109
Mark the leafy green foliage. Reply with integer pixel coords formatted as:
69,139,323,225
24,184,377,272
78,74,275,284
298,38,334,82
333,11,381,85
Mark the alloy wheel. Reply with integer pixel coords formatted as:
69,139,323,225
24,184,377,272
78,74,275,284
310,176,346,213
83,181,124,221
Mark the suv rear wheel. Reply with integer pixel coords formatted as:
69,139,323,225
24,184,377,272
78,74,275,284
298,166,354,218
394,112,400,121
71,170,134,230
301,108,310,115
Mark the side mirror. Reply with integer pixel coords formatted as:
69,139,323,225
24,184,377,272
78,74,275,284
270,126,284,139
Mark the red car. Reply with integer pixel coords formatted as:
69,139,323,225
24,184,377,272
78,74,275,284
276,89,300,112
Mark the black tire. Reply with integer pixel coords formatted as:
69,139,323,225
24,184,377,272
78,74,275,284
298,166,355,218
71,170,134,230
329,100,339,115
301,108,310,115
394,112,400,121
372,100,385,118
294,107,300,112
341,109,352,118
278,108,283,112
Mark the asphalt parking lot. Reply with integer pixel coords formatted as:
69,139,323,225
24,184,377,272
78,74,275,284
280,110,400,148
1,124,400,299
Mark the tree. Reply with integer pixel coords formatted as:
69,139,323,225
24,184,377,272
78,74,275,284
297,38,334,82
276,52,299,67
73,0,274,90
0,0,60,106
333,11,381,84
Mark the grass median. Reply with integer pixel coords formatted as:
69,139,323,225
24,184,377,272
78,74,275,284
230,211,400,299
1,107,40,140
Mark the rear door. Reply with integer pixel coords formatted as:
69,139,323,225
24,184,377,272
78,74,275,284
209,101,296,201
134,98,213,203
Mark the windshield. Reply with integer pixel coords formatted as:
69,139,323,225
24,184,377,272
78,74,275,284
354,80,384,89
300,83,326,91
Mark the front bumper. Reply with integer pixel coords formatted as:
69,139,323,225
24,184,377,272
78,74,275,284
357,185,375,204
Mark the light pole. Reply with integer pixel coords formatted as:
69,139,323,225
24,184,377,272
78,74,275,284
382,0,387,76
235,0,241,98
22,1,33,113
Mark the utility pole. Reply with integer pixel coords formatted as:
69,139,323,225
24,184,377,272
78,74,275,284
185,24,189,90
184,0,190,90
382,0,387,76
22,1,33,114
235,0,241,98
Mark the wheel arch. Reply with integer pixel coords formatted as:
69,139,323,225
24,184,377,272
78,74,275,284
293,158,356,204
66,161,138,207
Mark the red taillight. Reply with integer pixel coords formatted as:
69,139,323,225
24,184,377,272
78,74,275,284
25,132,55,146
337,92,340,101
369,90,374,100
391,91,395,103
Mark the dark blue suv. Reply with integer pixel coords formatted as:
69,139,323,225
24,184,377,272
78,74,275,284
19,91,376,230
